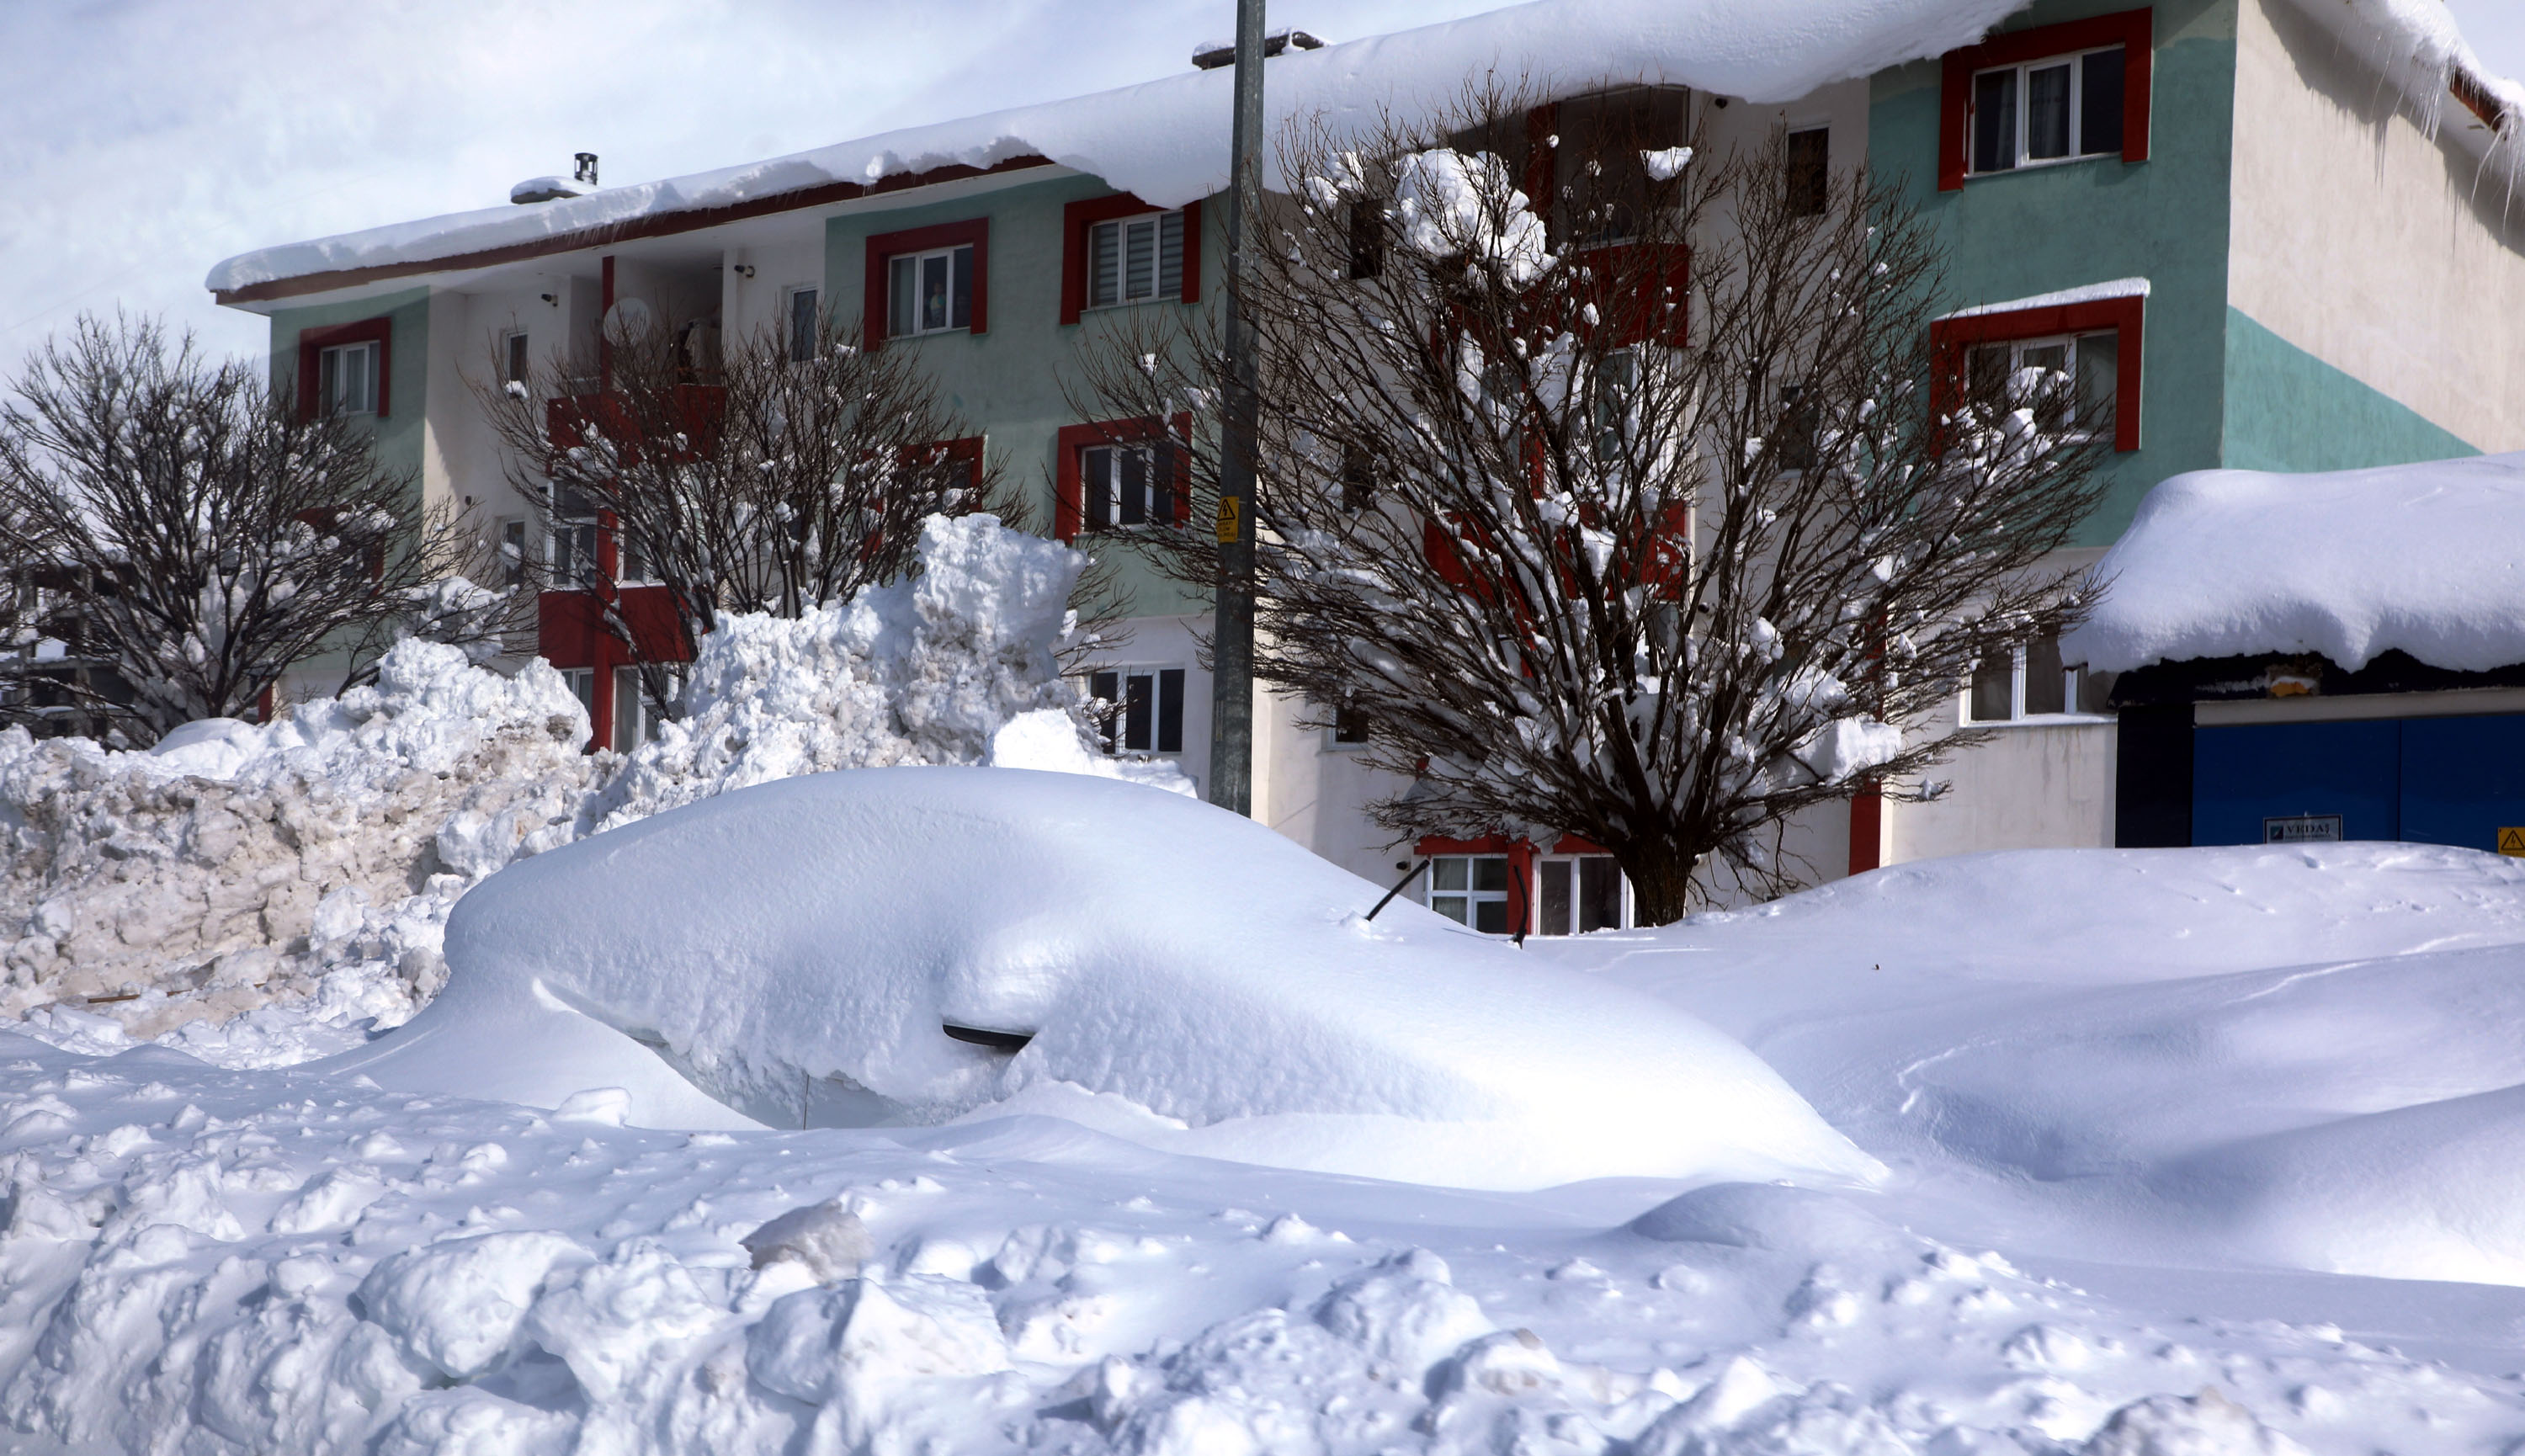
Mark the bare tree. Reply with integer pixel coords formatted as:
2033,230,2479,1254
478,310,1021,718
1072,90,2113,922
0,314,497,744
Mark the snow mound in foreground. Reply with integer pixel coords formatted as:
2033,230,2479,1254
2,515,1124,1060
332,767,1879,1192
2062,451,2525,673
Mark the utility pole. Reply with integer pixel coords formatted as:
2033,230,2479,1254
1208,0,1265,816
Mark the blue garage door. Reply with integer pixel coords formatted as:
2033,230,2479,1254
2192,714,2525,852
2400,715,2525,853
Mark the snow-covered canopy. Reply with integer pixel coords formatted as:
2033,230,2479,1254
329,766,1879,1193
2061,451,2525,674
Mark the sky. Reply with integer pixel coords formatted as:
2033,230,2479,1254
2,0,2521,369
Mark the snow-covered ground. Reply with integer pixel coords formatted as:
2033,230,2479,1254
10,810,2525,1453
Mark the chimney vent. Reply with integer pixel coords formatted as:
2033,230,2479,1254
574,152,599,187
1193,29,1321,70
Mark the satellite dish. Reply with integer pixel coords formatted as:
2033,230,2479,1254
603,297,656,347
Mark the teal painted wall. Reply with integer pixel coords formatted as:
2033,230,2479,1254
2220,307,2476,471
1872,0,2238,546
265,288,432,486
825,178,1216,619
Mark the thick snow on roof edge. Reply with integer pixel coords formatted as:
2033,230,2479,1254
2060,451,2525,675
205,0,2030,295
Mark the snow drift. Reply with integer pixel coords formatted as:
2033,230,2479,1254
332,766,1880,1193
2061,451,2525,673
1,515,1125,1059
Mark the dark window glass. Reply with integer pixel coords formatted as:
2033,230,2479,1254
1472,857,1508,894
1348,199,1385,279
2081,47,2126,155
1578,858,1623,932
1331,704,1369,743
1118,447,1147,527
1122,672,1152,751
1971,649,2016,722
2075,330,2119,437
2027,62,2073,160
1474,897,1509,935
888,258,913,337
1776,383,1818,470
1156,668,1184,753
1972,69,2017,173
790,288,821,361
504,332,529,385
921,254,949,332
1539,860,1571,935
1966,343,2013,408
1785,128,1829,217
2023,635,2067,715
1340,444,1375,512
1090,222,1119,307
1083,448,1113,531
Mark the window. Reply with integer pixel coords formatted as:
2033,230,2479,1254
785,286,821,362
1087,667,1185,754
612,666,680,752
550,486,600,589
1963,330,2118,436
497,518,528,589
1963,632,2116,723
1774,382,1819,471
502,330,529,386
1785,127,1830,216
1348,199,1386,279
866,219,990,346
1535,854,1628,935
316,340,380,417
1327,704,1370,747
1087,211,1187,307
1970,47,2125,174
1062,195,1201,324
1079,441,1177,532
1427,856,1512,932
1938,9,2151,191
561,667,597,717
1550,85,1691,246
1339,444,1376,513
886,248,972,338
1930,290,2144,452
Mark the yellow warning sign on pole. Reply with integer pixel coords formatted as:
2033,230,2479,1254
1215,494,1241,545
2500,828,2525,857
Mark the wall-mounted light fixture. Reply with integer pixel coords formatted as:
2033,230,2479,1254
731,264,757,279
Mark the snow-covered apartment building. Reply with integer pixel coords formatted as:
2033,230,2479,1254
206,0,2525,924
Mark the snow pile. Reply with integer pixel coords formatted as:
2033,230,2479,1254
337,765,1879,1191
1544,842,2525,1286
3,516,1125,1060
2,1028,2512,1456
0,642,594,1039
1395,148,1552,286
206,0,2522,299
581,514,1156,832
2061,451,2525,672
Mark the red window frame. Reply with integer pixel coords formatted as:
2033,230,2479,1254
864,217,991,348
295,316,393,422
1055,415,1192,542
1060,194,1204,325
1938,8,2153,192
1930,292,2145,452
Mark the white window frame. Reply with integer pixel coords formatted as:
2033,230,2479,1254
548,485,601,590
1087,210,1188,308
1960,635,2114,727
1079,439,1177,532
561,667,597,718
1084,665,1187,755
500,329,530,387
1532,853,1634,936
1322,703,1371,752
1425,855,1513,933
1963,329,2118,439
1968,45,2126,176
886,246,975,337
316,339,380,417
612,664,682,753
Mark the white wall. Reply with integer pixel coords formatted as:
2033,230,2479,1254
2228,0,2525,451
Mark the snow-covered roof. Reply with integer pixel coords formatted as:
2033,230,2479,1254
203,0,2035,302
204,0,2523,307
2061,452,2525,675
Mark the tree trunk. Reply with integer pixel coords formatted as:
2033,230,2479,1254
1613,836,1699,927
